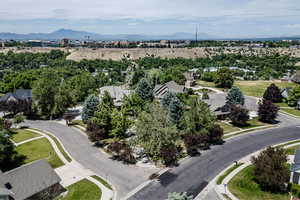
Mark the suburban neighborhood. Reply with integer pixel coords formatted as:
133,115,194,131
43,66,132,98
2,1,300,199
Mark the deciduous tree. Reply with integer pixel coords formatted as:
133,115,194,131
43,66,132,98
263,83,283,103
229,105,249,126
258,100,279,123
214,67,234,88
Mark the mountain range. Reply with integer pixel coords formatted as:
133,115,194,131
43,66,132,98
0,29,215,41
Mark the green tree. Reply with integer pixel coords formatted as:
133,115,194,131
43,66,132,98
288,86,300,106
161,91,176,109
251,146,289,192
214,67,234,88
226,86,245,106
168,97,184,125
82,94,100,123
135,78,153,101
135,104,180,164
101,90,114,108
32,71,60,118
110,108,130,138
0,132,25,172
167,192,193,200
122,93,145,116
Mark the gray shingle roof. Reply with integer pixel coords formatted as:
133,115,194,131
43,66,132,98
0,89,32,102
154,81,185,99
1,159,61,200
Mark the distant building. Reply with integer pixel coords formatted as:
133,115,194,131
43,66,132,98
0,89,32,114
60,38,70,47
99,85,132,107
0,160,63,200
154,81,186,99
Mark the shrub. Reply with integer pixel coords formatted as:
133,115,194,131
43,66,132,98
258,100,279,123
263,83,283,103
229,105,249,126
208,124,224,144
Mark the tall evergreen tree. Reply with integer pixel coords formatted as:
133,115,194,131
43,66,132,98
135,78,153,101
263,83,283,103
82,94,100,123
101,90,114,108
168,97,184,125
161,91,176,109
226,86,245,106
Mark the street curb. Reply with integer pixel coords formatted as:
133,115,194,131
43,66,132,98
279,110,300,119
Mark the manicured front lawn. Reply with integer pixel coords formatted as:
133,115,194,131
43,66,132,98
58,179,101,200
11,129,41,143
228,165,290,200
241,117,267,129
16,138,64,168
197,80,217,88
281,108,300,117
218,122,240,134
234,80,296,97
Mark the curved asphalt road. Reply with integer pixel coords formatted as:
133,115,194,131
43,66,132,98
22,120,158,199
128,114,300,200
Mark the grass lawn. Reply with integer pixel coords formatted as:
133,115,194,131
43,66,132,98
281,108,300,117
234,80,297,97
228,165,290,200
216,163,244,185
16,138,64,168
218,122,240,134
45,133,72,162
197,80,217,88
91,175,113,190
72,120,87,128
285,145,300,155
241,117,267,129
275,102,290,107
11,129,41,143
58,179,101,200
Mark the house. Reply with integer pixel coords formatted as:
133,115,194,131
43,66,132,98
154,81,186,99
281,87,293,99
291,149,300,185
0,89,32,114
183,72,196,87
0,160,63,200
99,86,132,107
292,71,300,84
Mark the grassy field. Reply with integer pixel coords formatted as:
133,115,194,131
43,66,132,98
11,129,40,143
58,179,101,200
197,80,297,97
234,80,296,97
91,175,113,190
16,138,64,168
228,165,290,200
216,163,244,185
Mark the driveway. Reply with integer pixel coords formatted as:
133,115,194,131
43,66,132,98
128,115,300,200
22,120,158,199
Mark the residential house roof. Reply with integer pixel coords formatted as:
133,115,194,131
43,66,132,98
99,85,132,106
291,149,300,172
292,70,300,83
0,89,32,103
0,159,61,200
281,87,292,99
154,81,185,99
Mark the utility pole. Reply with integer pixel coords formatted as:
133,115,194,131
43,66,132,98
195,25,198,43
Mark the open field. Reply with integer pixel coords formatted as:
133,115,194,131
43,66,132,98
234,80,297,97
16,138,64,168
228,165,290,200
11,129,40,143
2,47,300,61
57,179,101,200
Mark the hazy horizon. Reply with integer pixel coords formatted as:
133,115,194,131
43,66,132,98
1,0,300,38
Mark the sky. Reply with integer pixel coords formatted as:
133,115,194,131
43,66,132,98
1,0,300,38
